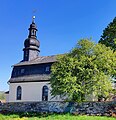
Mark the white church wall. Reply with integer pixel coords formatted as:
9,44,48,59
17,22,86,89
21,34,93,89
8,82,62,102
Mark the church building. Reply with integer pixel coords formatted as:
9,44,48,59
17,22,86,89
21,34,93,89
6,17,61,102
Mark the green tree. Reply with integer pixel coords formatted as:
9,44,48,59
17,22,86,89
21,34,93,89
0,91,5,100
99,17,116,50
50,39,116,102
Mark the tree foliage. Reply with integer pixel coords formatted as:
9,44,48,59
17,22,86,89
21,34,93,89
99,17,116,50
50,39,116,102
0,91,5,100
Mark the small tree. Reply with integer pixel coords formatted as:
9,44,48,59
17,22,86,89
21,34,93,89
0,92,5,100
50,39,116,102
99,17,116,50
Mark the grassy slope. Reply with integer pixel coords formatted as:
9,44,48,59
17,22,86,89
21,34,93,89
0,114,116,120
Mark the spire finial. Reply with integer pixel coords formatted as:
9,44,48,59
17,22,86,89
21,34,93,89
32,9,36,23
32,16,35,23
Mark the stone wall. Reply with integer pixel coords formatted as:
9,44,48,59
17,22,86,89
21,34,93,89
0,101,116,116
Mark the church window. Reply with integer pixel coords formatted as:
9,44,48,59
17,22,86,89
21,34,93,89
45,66,50,72
12,69,16,77
21,69,25,74
16,86,22,100
42,85,48,101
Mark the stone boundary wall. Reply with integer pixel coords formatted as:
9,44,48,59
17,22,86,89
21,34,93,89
0,101,116,116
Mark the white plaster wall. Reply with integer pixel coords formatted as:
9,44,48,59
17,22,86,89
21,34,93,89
8,82,62,102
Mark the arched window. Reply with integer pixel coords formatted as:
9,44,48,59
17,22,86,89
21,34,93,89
16,86,22,100
42,85,48,101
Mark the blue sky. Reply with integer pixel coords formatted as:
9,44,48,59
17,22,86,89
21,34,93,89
1,0,116,91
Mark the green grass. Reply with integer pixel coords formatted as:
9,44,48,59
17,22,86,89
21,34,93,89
0,113,116,120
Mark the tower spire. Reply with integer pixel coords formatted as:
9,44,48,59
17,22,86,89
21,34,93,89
28,16,37,39
23,17,40,61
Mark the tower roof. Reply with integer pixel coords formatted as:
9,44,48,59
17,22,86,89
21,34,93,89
23,16,40,61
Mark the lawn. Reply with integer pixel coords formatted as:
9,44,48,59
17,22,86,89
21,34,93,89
0,114,116,120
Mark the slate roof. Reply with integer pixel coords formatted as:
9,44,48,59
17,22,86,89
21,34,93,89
13,55,57,66
9,55,58,83
9,74,50,83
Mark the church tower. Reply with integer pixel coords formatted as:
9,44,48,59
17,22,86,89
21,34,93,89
23,16,40,61
7,16,60,103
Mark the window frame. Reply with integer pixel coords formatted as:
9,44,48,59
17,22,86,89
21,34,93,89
45,66,50,72
42,85,48,101
16,86,22,100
